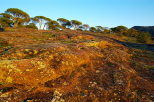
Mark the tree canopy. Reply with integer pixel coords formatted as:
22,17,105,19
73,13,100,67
0,17,13,27
25,23,37,29
96,26,104,32
0,13,13,19
111,26,128,33
0,13,13,27
90,27,97,32
71,20,82,30
5,8,30,27
47,20,61,30
82,24,90,31
33,16,51,29
57,18,70,28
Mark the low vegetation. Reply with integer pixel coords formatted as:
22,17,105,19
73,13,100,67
0,8,154,102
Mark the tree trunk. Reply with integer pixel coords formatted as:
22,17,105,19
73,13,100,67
43,24,46,30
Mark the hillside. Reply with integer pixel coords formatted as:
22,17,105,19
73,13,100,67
0,28,154,102
132,26,154,37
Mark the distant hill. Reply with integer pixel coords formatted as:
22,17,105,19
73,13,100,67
132,26,154,37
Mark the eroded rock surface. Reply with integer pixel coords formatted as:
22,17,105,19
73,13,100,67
0,30,154,102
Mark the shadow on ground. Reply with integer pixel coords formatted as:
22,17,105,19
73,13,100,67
83,32,154,52
112,39,154,52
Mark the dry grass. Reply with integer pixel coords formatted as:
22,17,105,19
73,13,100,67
0,28,154,102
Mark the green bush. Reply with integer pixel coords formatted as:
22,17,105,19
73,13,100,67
137,32,152,43
25,23,38,29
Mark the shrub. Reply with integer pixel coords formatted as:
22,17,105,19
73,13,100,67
137,32,152,43
89,27,97,32
25,23,37,29
111,26,128,34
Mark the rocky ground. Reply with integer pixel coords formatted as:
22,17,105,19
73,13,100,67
0,28,154,102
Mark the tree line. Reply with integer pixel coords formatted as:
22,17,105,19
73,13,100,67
0,8,152,43
0,8,89,30
0,8,118,32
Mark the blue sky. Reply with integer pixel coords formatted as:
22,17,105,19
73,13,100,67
0,0,154,28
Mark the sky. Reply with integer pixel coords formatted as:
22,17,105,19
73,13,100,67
0,0,154,28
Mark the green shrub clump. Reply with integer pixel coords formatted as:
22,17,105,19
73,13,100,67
137,32,152,43
25,23,38,29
